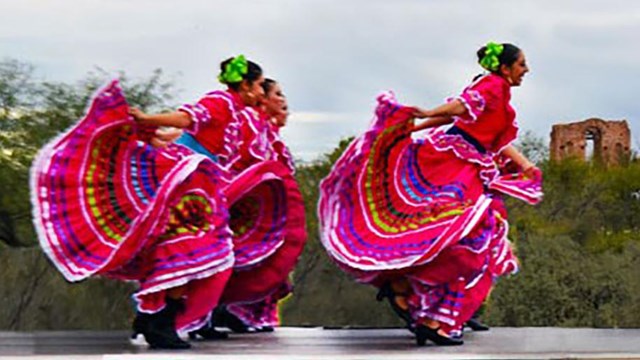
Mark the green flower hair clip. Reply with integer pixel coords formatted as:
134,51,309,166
479,42,504,72
218,55,249,84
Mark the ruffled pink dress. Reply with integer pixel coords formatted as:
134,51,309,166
31,81,237,332
220,107,306,329
318,74,542,334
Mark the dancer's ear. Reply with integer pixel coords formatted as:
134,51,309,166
499,64,512,84
238,79,251,93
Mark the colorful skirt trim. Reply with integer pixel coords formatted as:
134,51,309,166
221,160,306,303
318,92,541,272
30,80,234,331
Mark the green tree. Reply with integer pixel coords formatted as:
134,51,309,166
515,129,548,164
0,59,178,330
0,58,178,247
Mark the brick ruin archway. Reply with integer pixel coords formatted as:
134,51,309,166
550,119,630,166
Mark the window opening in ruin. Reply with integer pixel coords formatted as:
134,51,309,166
584,128,601,162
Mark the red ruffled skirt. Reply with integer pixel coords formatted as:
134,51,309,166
220,161,306,310
30,81,234,332
318,92,541,332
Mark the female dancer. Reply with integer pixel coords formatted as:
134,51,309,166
149,78,305,337
131,55,273,342
318,42,542,346
31,56,264,349
131,55,264,172
217,78,301,333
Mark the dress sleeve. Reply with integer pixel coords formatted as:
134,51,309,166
451,75,503,122
178,95,231,135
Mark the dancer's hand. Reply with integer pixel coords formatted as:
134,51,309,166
129,108,148,122
150,137,170,148
412,107,433,119
155,127,183,142
523,165,543,183
149,127,183,148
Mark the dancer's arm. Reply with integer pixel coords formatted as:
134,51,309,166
413,99,467,119
155,127,184,142
501,145,537,174
411,116,453,132
148,127,184,148
130,108,192,128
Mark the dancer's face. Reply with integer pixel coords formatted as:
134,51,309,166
501,51,529,87
263,83,289,126
239,76,266,106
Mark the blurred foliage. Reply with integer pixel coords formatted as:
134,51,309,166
0,247,135,330
0,58,177,247
1,59,639,329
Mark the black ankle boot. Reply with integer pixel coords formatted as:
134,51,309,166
256,326,274,333
131,312,149,339
215,306,250,334
137,298,191,350
465,317,489,331
415,325,464,346
188,322,229,340
376,283,413,329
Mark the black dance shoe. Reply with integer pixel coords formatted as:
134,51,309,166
415,325,464,346
255,326,274,333
376,283,413,327
465,318,490,331
131,312,149,339
188,325,229,340
375,282,394,301
134,298,191,349
214,306,250,333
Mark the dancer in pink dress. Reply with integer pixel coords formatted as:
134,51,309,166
149,78,306,337
31,56,266,350
220,79,302,333
318,42,542,346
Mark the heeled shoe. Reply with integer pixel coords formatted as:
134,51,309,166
376,283,413,326
255,326,274,333
415,325,464,346
376,283,394,302
188,325,229,340
131,312,149,340
465,318,489,331
134,298,191,349
215,306,250,333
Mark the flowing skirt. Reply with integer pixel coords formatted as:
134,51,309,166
30,80,234,331
166,120,307,329
220,161,306,306
318,92,541,331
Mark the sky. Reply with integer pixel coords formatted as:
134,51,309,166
1,0,639,161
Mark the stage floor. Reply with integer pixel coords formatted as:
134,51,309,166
1,327,640,359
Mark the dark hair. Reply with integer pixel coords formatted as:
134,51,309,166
476,43,521,73
219,57,263,90
261,78,277,95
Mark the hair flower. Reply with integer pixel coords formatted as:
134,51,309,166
218,55,248,84
479,42,504,72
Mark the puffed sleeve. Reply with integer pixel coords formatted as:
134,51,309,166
451,75,503,122
178,94,232,135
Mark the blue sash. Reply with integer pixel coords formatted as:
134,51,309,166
175,133,219,162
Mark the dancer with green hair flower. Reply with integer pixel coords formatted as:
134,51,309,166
131,55,265,171
31,54,266,351
318,42,542,347
135,58,306,344
125,55,266,346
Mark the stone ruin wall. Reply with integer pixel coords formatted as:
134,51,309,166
550,118,631,166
